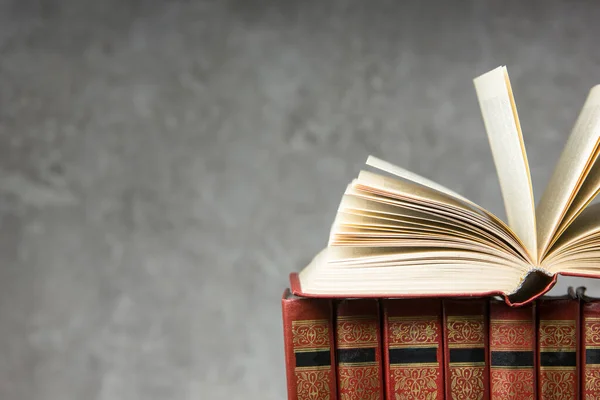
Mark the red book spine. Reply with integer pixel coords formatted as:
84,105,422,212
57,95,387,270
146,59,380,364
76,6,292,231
282,289,336,400
582,300,600,398
537,298,580,400
489,300,536,399
335,299,384,400
382,298,444,399
443,299,490,400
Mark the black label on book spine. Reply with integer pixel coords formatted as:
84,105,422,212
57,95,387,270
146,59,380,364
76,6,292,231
586,349,600,365
337,348,376,364
491,351,533,367
540,352,576,367
295,350,331,367
449,348,485,364
388,347,437,364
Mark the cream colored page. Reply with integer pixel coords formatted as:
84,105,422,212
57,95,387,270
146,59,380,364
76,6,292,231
366,156,471,203
537,84,600,258
356,170,473,212
348,175,530,260
474,66,537,263
554,148,600,240
545,203,600,262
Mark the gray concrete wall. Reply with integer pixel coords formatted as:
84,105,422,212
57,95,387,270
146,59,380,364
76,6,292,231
1,0,599,398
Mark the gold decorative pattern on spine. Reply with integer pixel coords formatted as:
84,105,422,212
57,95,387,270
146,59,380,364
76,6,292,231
490,320,533,350
338,365,381,400
296,369,331,400
585,365,600,397
585,318,600,397
292,319,330,350
391,366,438,399
538,320,576,351
449,366,485,400
491,369,534,399
586,319,600,346
446,316,484,347
336,317,378,349
388,317,439,347
292,319,332,400
540,369,576,400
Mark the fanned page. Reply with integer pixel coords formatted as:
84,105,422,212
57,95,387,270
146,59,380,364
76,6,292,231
537,84,600,259
473,66,537,264
366,156,471,203
543,203,600,275
296,159,534,297
542,204,600,277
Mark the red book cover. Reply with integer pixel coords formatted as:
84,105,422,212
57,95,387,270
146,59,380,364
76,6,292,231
443,299,489,400
335,299,384,400
382,298,444,399
582,300,600,398
282,289,336,400
537,297,580,400
489,300,536,399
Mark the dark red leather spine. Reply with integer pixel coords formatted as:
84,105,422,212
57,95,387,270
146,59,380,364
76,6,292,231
382,298,444,399
443,299,490,400
489,300,536,399
282,289,336,400
582,300,600,398
335,299,384,400
537,298,580,400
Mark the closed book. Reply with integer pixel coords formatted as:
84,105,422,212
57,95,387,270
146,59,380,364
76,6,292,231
443,299,489,400
382,298,444,399
489,300,536,399
335,299,384,400
537,297,580,400
582,299,600,398
281,289,336,400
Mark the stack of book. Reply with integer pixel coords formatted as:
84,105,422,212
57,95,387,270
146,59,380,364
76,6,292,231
283,290,600,399
281,66,600,399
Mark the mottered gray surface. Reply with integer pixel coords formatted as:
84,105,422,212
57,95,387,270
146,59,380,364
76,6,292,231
1,0,600,398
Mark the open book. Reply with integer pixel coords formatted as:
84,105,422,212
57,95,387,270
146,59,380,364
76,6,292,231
290,66,600,306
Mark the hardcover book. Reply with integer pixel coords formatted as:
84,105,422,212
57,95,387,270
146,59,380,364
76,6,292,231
281,289,336,400
582,298,600,398
537,297,580,399
335,299,384,400
382,298,444,400
443,299,489,400
289,66,600,306
489,300,536,399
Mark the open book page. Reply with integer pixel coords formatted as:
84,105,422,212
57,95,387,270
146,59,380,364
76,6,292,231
366,156,471,203
473,66,537,264
537,84,600,259
338,189,525,258
331,207,530,268
543,203,600,274
343,172,531,262
553,149,600,240
366,155,525,243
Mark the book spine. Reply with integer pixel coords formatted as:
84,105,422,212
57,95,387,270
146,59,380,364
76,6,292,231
537,298,579,400
282,289,337,400
335,299,384,400
443,299,490,400
582,300,600,398
489,300,536,400
382,298,444,399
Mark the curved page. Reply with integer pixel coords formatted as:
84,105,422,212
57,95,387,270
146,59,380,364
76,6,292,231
536,84,600,258
474,66,537,263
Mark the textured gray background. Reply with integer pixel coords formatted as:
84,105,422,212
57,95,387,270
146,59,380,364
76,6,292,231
1,0,600,399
